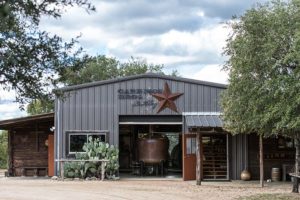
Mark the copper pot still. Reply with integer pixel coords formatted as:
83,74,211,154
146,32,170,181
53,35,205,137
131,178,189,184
138,135,169,164
241,169,251,181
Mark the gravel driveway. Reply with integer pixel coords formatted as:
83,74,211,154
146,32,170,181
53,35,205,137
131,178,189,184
0,177,298,200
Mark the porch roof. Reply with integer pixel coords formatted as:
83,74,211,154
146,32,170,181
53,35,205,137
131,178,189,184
184,112,223,128
0,112,54,130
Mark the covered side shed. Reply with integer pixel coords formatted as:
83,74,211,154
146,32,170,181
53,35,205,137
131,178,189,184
0,113,54,176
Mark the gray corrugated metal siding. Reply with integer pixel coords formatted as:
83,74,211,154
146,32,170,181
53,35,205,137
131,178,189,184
54,73,246,180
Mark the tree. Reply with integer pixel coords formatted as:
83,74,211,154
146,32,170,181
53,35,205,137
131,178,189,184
0,131,8,169
221,0,300,188
27,55,175,115
118,56,164,77
26,99,54,115
27,55,168,114
0,0,94,106
58,55,165,85
58,55,120,86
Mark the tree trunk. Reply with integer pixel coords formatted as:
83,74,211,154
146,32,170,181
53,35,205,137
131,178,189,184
292,137,300,193
295,137,300,175
259,134,264,188
196,131,202,185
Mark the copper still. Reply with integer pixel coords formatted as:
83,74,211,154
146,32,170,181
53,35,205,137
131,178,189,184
138,134,169,164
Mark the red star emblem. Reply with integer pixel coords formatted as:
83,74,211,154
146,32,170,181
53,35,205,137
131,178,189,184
151,82,183,113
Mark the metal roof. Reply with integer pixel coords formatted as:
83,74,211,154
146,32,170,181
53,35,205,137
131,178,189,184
185,114,223,128
0,112,54,130
57,73,227,92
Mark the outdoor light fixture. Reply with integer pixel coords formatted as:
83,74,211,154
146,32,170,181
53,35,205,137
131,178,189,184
50,126,55,132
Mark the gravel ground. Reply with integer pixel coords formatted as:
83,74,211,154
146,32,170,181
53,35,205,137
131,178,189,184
0,176,299,200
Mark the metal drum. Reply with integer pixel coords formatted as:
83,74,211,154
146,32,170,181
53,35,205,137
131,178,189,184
271,168,281,182
138,135,169,164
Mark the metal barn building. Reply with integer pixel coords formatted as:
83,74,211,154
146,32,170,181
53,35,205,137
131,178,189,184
54,73,252,181
0,73,295,181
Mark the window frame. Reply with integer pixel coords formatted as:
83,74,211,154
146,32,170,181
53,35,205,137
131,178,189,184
65,130,109,155
186,137,196,155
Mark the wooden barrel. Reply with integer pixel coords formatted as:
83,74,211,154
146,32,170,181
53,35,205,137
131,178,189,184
271,168,281,181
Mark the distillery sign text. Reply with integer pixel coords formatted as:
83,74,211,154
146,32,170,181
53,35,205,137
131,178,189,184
117,88,162,108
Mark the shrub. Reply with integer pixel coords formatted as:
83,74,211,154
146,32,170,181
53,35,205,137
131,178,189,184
0,131,8,169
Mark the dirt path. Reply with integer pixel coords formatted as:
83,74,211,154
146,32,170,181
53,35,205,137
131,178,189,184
0,178,298,200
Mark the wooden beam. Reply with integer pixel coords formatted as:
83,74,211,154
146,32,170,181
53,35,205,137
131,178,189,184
196,128,202,185
259,134,264,188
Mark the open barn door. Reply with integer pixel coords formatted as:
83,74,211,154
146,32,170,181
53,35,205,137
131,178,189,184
182,134,196,180
48,134,54,177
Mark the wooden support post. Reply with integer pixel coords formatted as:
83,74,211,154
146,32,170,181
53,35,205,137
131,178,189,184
160,160,164,177
196,129,202,185
101,161,106,181
60,161,64,181
140,161,144,177
21,168,25,177
293,137,300,193
200,133,203,182
33,168,38,177
259,134,264,188
45,168,48,177
292,178,299,193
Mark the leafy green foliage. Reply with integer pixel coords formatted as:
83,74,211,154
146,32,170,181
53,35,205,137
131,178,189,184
26,99,54,115
0,131,8,169
0,0,94,106
118,56,164,77
221,0,300,137
26,54,178,115
59,56,165,86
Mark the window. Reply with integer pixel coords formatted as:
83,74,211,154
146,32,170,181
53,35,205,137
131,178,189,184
278,136,294,149
67,131,108,154
70,135,87,153
186,137,196,154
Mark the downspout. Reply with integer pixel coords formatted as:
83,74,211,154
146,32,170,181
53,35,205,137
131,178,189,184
56,98,61,175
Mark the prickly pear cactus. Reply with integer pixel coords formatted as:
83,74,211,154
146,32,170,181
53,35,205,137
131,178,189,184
64,136,120,179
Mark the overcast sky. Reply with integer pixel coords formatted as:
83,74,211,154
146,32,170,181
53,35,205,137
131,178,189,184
0,0,264,120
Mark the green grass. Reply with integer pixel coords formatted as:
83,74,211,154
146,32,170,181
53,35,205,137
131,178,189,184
238,193,300,200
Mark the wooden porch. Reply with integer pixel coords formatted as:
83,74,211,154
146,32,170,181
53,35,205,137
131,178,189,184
0,113,54,177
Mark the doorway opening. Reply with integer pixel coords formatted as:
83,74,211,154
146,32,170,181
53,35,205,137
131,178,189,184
202,134,228,180
182,133,229,181
119,124,182,178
